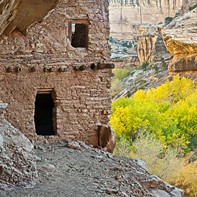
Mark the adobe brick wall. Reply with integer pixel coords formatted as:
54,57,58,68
0,0,113,146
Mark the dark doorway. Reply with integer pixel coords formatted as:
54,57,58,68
34,92,55,135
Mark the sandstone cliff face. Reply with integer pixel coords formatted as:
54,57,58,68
0,0,20,35
180,0,197,15
109,0,183,66
109,0,183,40
163,5,197,72
0,0,57,36
137,24,171,63
137,26,158,63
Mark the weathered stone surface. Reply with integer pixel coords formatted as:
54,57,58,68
0,0,113,147
162,5,197,72
0,103,7,116
0,102,37,189
180,0,197,15
0,0,58,36
137,25,158,63
0,0,20,36
97,124,116,153
137,24,172,63
111,62,169,100
109,0,183,40
0,141,184,196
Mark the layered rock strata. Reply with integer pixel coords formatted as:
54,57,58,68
109,0,183,40
180,0,197,15
163,6,197,72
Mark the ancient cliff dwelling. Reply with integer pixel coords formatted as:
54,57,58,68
0,0,114,146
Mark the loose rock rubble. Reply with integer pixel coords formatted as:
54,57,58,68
0,139,183,197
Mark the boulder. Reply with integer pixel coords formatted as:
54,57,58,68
97,124,116,153
0,102,37,189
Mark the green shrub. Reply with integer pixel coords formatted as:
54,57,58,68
110,82,124,98
111,68,133,98
113,137,132,157
190,135,197,150
140,62,149,71
189,3,197,11
112,68,130,82
165,17,173,25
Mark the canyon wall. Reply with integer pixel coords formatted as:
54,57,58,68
163,3,197,72
109,0,183,40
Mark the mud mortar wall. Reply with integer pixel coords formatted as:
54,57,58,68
0,0,112,146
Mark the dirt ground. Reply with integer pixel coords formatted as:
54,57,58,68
0,141,182,197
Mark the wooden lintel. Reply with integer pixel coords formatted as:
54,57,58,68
96,63,115,69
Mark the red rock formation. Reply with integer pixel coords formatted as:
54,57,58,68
162,6,197,72
137,24,171,63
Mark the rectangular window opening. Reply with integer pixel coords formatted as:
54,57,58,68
70,22,88,48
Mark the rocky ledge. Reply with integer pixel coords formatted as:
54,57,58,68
162,4,197,72
0,140,183,196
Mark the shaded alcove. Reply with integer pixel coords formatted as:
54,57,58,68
34,92,56,136
3,0,58,35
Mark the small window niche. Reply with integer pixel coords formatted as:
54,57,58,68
69,20,89,49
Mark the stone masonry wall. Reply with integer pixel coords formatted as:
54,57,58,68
0,0,113,146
